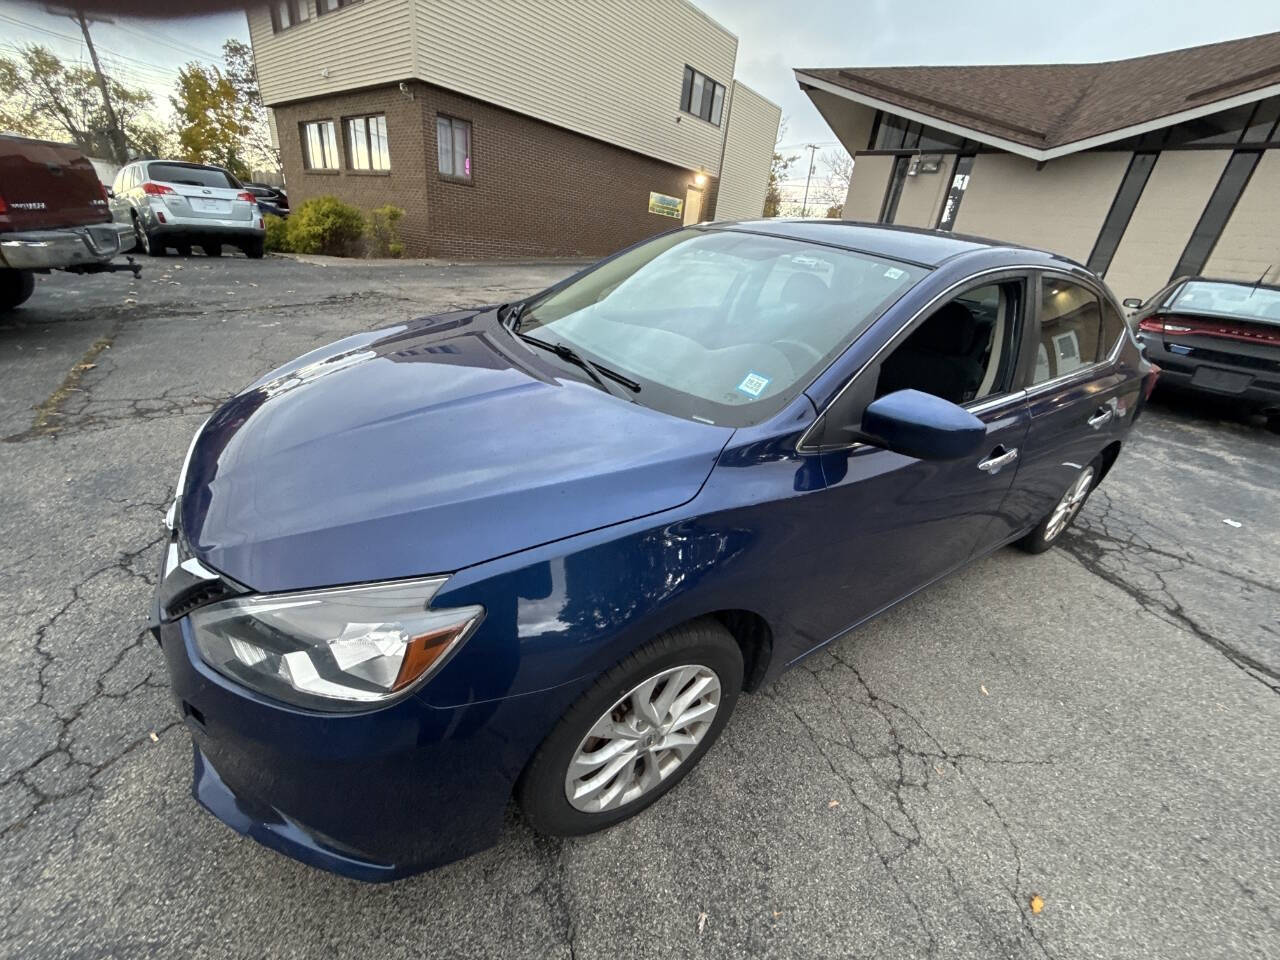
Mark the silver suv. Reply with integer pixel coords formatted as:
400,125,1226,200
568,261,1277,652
109,160,265,259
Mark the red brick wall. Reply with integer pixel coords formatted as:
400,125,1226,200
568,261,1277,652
273,81,714,259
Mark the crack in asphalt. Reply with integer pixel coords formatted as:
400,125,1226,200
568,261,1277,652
1061,488,1280,695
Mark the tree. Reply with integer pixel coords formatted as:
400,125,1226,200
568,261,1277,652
0,44,169,159
763,119,798,218
221,39,280,174
820,149,853,210
171,62,250,179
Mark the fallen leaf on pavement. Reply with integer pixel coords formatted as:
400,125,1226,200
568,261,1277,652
149,731,159,743
697,911,707,934
1030,894,1044,914
980,685,989,696
828,799,840,808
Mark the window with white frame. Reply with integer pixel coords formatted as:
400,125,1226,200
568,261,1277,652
302,120,339,170
270,0,311,32
436,115,472,180
345,115,389,171
680,66,725,126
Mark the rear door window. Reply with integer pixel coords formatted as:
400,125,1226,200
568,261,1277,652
1031,277,1102,385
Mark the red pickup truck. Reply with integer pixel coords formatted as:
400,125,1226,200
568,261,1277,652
1,134,139,310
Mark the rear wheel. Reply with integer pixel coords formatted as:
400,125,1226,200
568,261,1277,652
1016,458,1099,554
241,238,265,259
134,216,165,257
0,269,36,310
201,243,222,257
517,618,742,836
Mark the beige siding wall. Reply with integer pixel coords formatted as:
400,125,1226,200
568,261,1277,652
247,1,416,107
414,0,737,175
954,152,1132,262
892,156,954,229
715,81,781,220
844,154,894,222
1102,151,1232,303
1204,148,1280,283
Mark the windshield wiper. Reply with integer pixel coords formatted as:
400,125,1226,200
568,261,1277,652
499,300,528,330
517,333,641,393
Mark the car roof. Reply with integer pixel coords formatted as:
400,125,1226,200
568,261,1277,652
707,219,1048,269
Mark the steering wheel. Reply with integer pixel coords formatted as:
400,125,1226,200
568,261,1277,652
773,338,825,371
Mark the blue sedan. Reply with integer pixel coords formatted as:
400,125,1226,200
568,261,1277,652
152,221,1154,880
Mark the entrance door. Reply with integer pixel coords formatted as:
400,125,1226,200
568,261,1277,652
683,187,704,225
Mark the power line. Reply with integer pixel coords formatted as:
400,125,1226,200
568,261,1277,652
0,12,193,75
107,20,222,61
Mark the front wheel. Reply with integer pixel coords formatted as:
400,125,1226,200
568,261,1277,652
0,268,36,310
1016,458,1099,554
517,618,742,836
241,237,264,259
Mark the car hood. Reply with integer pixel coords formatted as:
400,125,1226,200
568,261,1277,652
181,310,734,593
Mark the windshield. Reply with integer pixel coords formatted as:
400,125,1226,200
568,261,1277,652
1170,281,1280,323
516,228,926,426
146,162,239,189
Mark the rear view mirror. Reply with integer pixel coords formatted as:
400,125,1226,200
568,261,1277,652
1122,297,1143,309
859,389,986,461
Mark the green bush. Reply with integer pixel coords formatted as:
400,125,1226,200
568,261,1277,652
263,214,291,252
366,204,405,258
285,195,365,256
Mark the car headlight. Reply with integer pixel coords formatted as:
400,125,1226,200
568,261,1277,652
189,577,483,712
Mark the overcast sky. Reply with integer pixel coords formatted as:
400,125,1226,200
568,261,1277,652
3,0,1279,175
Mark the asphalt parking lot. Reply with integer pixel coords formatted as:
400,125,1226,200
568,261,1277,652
1,255,1277,960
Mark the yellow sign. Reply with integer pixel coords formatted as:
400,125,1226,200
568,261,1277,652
648,192,683,219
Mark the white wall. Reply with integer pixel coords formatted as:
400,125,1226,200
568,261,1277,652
715,81,781,220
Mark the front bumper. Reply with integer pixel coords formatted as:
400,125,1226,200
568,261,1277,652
156,610,576,881
0,222,135,270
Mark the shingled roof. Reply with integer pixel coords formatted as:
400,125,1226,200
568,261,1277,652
796,31,1280,160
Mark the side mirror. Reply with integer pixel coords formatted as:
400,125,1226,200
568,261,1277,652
1121,297,1143,309
859,389,986,461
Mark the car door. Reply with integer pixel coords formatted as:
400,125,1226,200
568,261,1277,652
798,272,1033,645
999,271,1132,531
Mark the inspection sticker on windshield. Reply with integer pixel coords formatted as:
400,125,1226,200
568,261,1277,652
883,266,906,280
737,371,771,397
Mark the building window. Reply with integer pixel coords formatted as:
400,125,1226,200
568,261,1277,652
270,0,311,32
1170,150,1262,279
301,120,338,170
1242,96,1280,143
680,66,725,126
871,111,976,152
317,0,361,13
936,155,975,231
879,156,910,223
436,115,472,180
1086,152,1157,277
345,115,389,171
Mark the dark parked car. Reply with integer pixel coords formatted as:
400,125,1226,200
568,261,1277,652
153,222,1153,881
244,183,288,219
1126,277,1280,424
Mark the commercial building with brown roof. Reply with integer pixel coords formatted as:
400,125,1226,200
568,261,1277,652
796,32,1280,302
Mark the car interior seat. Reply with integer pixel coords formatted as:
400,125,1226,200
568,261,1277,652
875,301,986,404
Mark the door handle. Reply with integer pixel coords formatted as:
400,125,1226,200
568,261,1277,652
1087,407,1114,429
977,447,1018,474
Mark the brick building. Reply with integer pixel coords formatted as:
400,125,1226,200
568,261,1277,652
248,0,780,259
796,32,1280,303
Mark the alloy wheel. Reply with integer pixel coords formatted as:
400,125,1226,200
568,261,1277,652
1044,465,1095,542
564,664,721,813
134,217,150,254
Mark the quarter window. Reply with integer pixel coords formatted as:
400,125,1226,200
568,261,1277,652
1032,278,1102,385
301,120,338,170
680,66,726,126
345,115,389,171
436,116,472,180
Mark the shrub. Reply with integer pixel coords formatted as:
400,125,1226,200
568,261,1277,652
366,204,405,258
263,214,291,252
285,195,365,256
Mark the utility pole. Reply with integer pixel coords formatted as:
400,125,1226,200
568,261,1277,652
800,144,819,217
49,5,128,164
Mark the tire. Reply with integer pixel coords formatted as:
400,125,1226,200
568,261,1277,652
1016,456,1101,554
0,268,36,310
241,238,265,259
134,215,165,257
176,243,193,257
517,618,743,837
201,243,222,258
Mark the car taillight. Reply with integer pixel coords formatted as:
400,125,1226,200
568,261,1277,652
142,181,176,196
1137,315,1191,334
236,191,257,203
0,193,6,214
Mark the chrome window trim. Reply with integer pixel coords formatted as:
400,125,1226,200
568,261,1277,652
797,264,1042,452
